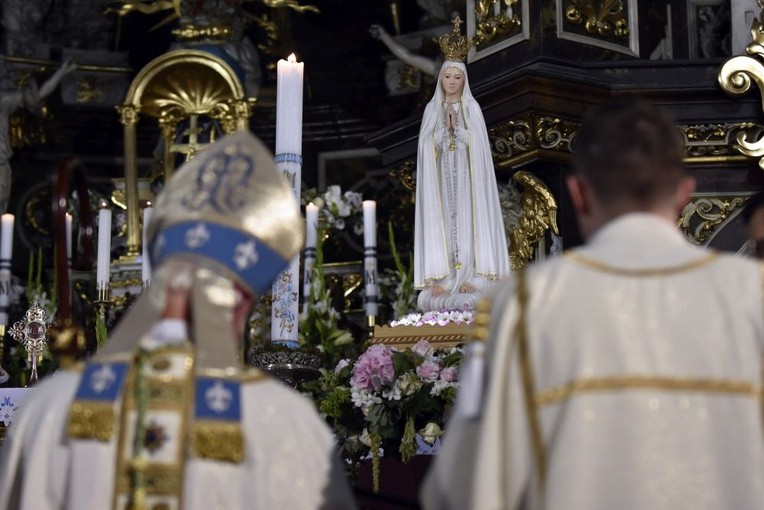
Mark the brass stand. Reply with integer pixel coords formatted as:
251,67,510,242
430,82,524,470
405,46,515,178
94,284,111,325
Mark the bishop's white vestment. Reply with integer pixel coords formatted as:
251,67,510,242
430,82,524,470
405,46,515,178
0,320,356,510
421,213,764,509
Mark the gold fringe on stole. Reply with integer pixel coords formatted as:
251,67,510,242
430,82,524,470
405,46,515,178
190,420,245,463
67,401,118,441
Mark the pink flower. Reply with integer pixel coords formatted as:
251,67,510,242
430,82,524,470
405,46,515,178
440,366,458,382
412,339,434,358
416,360,441,382
335,359,350,374
351,344,396,392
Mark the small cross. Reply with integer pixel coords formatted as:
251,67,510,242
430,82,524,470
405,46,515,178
452,15,463,34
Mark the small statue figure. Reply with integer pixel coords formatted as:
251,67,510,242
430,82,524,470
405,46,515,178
413,17,510,312
0,57,77,213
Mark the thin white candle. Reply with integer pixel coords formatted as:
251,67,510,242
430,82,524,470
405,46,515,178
96,208,112,284
142,206,153,283
0,214,13,261
363,200,377,248
305,203,318,249
65,213,73,267
363,200,378,317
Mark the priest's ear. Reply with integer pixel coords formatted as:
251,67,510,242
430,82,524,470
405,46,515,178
675,176,696,216
566,173,592,217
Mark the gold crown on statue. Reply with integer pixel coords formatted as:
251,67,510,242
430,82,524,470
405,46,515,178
438,15,471,61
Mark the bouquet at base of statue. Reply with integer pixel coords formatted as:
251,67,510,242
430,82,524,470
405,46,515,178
310,339,463,475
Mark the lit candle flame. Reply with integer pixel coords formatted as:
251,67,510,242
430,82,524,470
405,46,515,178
287,53,297,63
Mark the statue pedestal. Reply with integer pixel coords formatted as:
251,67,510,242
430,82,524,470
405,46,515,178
371,323,470,349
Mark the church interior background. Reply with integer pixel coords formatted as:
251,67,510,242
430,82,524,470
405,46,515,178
0,1,763,508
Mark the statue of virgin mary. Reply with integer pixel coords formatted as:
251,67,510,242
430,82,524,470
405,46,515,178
413,36,510,312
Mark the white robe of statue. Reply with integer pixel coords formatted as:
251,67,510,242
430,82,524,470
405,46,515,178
414,61,510,312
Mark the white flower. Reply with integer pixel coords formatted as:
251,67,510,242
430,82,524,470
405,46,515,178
351,387,382,416
430,379,457,397
418,422,443,446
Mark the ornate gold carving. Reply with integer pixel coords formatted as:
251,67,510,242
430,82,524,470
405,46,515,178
75,77,104,104
535,376,761,407
389,160,416,192
507,171,559,270
489,113,579,168
472,0,522,47
680,123,760,160
117,104,140,126
8,112,47,149
172,24,233,41
718,6,764,169
491,117,754,167
564,0,630,39
679,195,750,245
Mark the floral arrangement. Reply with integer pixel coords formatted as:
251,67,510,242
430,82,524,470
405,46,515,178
306,339,463,491
302,185,364,235
389,308,474,327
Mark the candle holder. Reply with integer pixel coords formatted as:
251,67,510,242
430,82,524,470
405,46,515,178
94,282,111,326
9,299,52,386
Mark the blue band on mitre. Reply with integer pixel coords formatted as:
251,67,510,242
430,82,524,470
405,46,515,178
151,221,288,295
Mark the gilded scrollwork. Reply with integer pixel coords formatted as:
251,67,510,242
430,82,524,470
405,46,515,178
489,114,579,168
678,195,749,246
680,123,762,159
564,0,630,39
472,0,522,47
75,77,104,104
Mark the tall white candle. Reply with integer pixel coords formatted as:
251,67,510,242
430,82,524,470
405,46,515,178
272,53,305,346
305,203,319,249
0,214,13,261
142,206,153,283
275,54,304,155
65,213,73,267
96,208,112,285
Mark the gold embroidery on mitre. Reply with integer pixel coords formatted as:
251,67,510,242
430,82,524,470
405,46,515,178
190,420,245,463
67,401,118,441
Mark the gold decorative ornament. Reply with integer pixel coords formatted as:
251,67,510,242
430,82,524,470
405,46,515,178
371,323,471,349
489,113,579,168
75,77,105,104
565,251,718,276
507,171,559,270
680,123,761,161
472,0,522,47
717,3,764,169
678,195,750,245
564,0,630,39
389,160,416,192
439,15,472,61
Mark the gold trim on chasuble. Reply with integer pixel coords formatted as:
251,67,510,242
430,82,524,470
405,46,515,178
564,251,719,276
534,376,762,407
